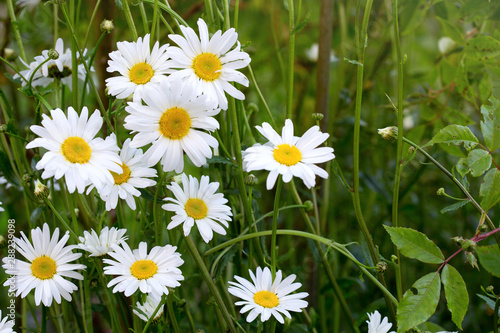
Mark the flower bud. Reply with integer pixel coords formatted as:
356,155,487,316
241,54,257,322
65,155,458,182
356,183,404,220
486,285,495,293
22,173,31,184
452,236,465,246
48,49,59,60
0,124,7,133
303,200,314,212
436,188,445,196
375,261,388,273
312,113,324,121
100,20,115,34
171,175,182,185
377,126,398,143
479,224,488,232
462,239,477,253
244,174,258,186
3,48,16,61
34,180,50,200
391,255,398,263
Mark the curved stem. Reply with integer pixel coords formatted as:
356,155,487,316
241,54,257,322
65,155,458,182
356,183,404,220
122,0,138,40
6,0,27,61
271,176,283,278
286,0,295,119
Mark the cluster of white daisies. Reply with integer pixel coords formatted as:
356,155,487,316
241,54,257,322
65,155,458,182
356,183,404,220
2,16,342,328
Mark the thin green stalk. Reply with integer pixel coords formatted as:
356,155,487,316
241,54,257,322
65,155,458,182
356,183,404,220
6,0,27,61
271,176,283,278
494,297,499,333
83,0,102,48
234,0,239,29
247,65,277,128
139,2,150,34
286,0,295,119
206,229,398,306
271,0,285,84
54,5,59,42
142,0,188,27
166,295,180,333
122,0,138,40
151,0,160,41
42,305,47,333
44,198,79,241
403,137,500,247
224,0,230,27
185,236,237,333
391,0,404,301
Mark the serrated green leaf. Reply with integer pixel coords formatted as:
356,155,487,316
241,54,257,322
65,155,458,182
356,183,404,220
480,168,500,210
480,97,500,151
206,156,236,167
437,17,465,44
476,245,500,277
397,272,441,333
442,265,468,329
440,200,470,214
465,35,500,62
384,226,444,264
426,125,478,150
456,149,492,177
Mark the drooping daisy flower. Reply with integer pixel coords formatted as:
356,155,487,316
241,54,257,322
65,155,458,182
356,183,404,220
92,139,157,211
243,119,335,190
162,173,232,243
366,311,395,333
166,18,251,110
78,227,128,257
26,107,122,194
133,294,164,322
125,77,219,173
0,310,15,333
1,223,86,307
106,34,170,102
103,242,184,297
228,267,308,324
14,38,89,90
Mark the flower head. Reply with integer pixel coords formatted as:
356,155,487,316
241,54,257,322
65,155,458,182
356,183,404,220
92,139,157,210
125,77,219,173
162,173,232,243
0,310,15,333
2,223,86,307
78,227,128,257
366,311,395,333
228,267,308,324
166,18,251,110
103,242,184,297
106,34,170,102
26,107,122,193
243,119,335,189
133,294,164,322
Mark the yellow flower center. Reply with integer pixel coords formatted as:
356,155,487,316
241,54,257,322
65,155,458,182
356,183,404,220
192,53,222,81
129,62,154,85
159,107,192,140
31,256,57,280
185,198,208,220
111,163,131,185
130,260,158,280
61,137,92,164
273,144,302,166
253,290,279,308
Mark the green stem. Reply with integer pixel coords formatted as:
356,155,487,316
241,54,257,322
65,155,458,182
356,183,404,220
206,229,398,306
494,297,499,333
185,236,237,333
122,0,138,40
83,0,102,48
166,295,180,333
403,137,500,248
6,0,27,61
247,65,277,128
286,0,295,119
391,0,404,301
271,176,283,278
139,2,150,34
44,197,79,241
42,305,47,333
143,0,188,27
151,0,159,41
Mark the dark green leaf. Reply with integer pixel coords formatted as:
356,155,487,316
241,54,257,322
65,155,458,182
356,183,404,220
442,265,469,329
480,168,500,210
487,67,500,100
440,200,470,214
384,226,444,264
0,151,21,188
456,149,492,177
30,206,45,223
437,17,465,44
480,97,500,151
138,188,164,203
397,272,441,333
476,245,500,277
294,12,310,33
206,156,236,167
426,124,478,150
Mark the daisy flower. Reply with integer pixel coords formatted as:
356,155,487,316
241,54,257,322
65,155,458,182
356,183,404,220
133,294,164,322
78,227,128,257
243,119,335,190
167,18,251,110
26,106,122,194
0,310,15,333
14,38,89,90
125,77,219,173
16,0,41,10
366,311,395,333
1,223,86,307
228,267,308,324
106,34,170,102
162,173,232,243
92,139,157,211
103,242,184,297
